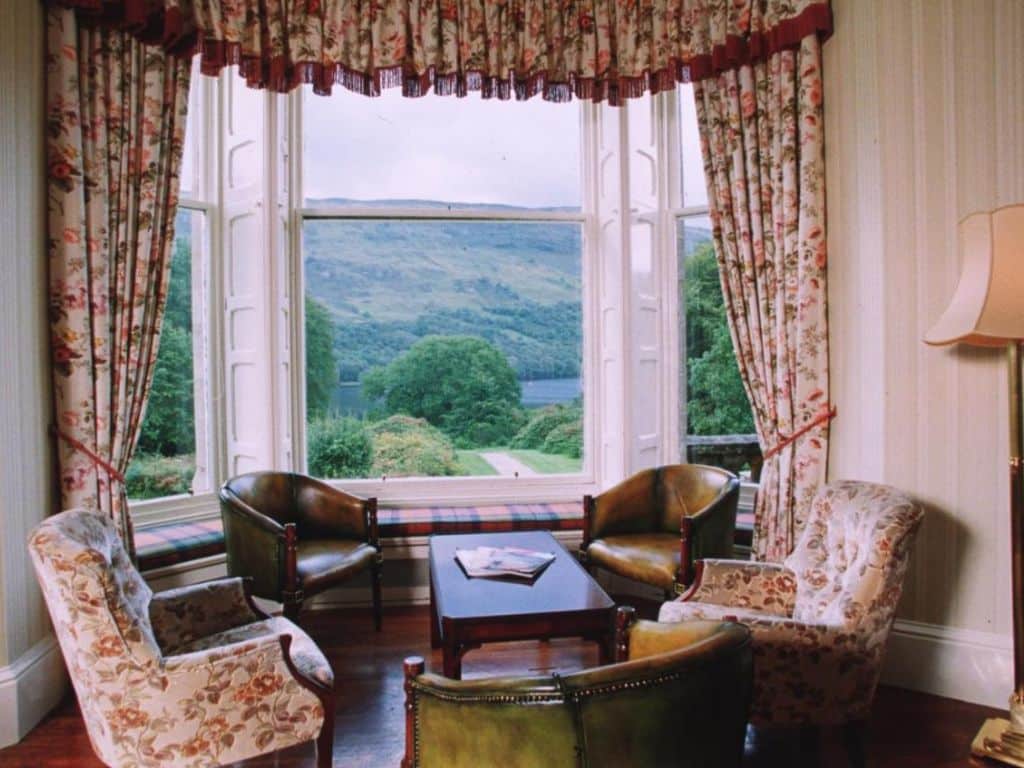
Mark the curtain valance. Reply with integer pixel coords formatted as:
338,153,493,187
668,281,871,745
53,0,831,103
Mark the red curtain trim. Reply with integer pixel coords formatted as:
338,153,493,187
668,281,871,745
54,2,832,101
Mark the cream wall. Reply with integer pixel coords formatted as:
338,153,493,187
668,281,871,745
0,0,65,747
826,0,1024,705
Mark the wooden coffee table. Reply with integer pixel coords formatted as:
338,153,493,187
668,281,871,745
428,530,616,679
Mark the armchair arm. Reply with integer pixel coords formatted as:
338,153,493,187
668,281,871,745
157,633,327,761
150,577,266,653
220,488,286,601
623,618,739,661
678,478,740,585
680,559,797,617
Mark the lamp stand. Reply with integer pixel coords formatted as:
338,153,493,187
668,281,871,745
972,341,1024,764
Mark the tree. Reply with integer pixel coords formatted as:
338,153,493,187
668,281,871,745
136,323,195,455
136,233,195,457
305,294,338,419
362,336,524,447
685,243,756,435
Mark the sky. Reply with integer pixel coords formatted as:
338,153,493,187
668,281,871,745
180,72,707,211
302,86,582,209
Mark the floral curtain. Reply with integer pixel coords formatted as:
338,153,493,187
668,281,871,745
54,0,831,104
693,34,830,562
47,6,191,556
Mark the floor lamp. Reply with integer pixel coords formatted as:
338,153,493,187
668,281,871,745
925,204,1024,764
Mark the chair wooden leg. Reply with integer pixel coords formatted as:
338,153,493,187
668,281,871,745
317,698,335,768
283,597,302,623
843,720,867,768
371,558,383,631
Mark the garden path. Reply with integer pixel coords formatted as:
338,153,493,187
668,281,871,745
480,451,537,477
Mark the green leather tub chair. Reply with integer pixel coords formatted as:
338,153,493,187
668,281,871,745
580,464,740,595
401,612,752,768
220,471,382,627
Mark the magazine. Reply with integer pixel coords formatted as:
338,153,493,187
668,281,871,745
454,545,556,580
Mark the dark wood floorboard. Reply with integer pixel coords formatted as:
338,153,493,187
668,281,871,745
0,604,1004,767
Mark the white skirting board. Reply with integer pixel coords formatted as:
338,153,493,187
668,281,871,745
881,619,1013,710
0,635,67,748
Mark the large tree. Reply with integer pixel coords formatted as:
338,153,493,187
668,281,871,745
685,243,756,436
305,294,339,419
362,336,524,447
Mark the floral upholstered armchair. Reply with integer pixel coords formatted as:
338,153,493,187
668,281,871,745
659,480,923,727
29,509,335,768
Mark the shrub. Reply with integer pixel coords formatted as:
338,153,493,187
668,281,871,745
540,419,583,458
511,403,581,450
126,453,194,500
368,415,461,477
307,416,374,479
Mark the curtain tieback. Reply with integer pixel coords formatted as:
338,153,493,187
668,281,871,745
50,425,126,484
762,405,837,461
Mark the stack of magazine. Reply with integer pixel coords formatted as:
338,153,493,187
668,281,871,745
454,546,556,580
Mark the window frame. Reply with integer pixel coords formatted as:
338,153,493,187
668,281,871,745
129,65,226,528
286,89,600,504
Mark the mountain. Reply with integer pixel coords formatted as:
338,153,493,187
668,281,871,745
302,201,583,381
302,199,714,383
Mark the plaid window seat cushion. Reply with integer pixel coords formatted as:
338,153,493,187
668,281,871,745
136,504,755,572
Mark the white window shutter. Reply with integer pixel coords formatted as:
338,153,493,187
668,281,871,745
220,73,274,477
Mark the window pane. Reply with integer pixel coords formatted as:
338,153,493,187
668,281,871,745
129,209,207,500
678,84,707,208
179,58,201,197
303,219,584,479
302,88,581,211
678,216,756,471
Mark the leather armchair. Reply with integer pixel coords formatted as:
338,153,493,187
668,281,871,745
401,612,752,768
659,480,924,729
580,464,740,595
220,471,382,627
29,509,334,768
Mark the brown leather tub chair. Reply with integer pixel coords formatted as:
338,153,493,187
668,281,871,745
220,471,382,628
580,464,739,596
401,611,752,768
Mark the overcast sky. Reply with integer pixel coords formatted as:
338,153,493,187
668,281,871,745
302,86,582,208
301,84,706,209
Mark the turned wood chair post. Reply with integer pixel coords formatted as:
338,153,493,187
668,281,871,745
678,516,695,590
282,523,301,621
368,496,383,631
402,656,425,768
580,494,594,571
614,605,637,663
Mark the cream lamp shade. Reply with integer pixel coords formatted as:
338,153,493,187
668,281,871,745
925,204,1024,347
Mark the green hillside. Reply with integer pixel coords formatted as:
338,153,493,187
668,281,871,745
302,212,583,381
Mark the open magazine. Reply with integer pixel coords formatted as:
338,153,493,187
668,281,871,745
454,545,556,580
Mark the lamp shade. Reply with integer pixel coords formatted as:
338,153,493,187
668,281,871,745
925,204,1024,347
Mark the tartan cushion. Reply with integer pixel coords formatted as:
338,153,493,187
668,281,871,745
136,503,754,571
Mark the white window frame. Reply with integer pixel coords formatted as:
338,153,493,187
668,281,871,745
129,67,226,528
286,90,602,505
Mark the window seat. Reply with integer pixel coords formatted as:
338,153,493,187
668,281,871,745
137,502,584,571
136,503,756,572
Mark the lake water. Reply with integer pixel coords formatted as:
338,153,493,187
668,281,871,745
332,376,581,416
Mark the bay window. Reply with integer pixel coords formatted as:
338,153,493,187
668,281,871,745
129,75,756,525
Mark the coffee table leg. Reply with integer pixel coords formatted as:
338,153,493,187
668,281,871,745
429,575,441,649
441,618,462,679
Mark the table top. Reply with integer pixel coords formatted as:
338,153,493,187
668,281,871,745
428,530,614,622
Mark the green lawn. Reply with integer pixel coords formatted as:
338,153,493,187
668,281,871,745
455,450,499,476
508,449,582,474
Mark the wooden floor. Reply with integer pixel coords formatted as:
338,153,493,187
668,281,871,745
0,604,1003,767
